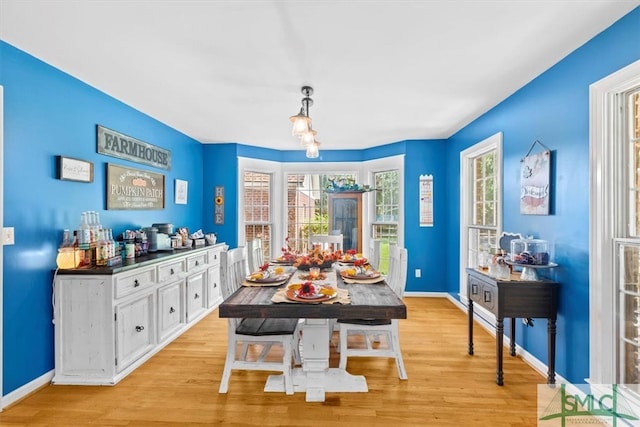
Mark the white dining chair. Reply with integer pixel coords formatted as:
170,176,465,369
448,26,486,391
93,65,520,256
309,234,343,252
246,237,265,273
218,247,301,394
368,239,382,271
338,245,409,379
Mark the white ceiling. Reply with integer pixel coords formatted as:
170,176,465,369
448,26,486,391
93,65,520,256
1,1,638,150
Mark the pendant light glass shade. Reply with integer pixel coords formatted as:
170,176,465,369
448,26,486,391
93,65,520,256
300,129,317,147
290,109,311,136
306,141,320,158
290,86,321,158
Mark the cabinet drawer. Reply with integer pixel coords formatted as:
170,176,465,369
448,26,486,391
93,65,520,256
114,268,156,299
208,249,221,267
187,253,207,272
158,259,186,283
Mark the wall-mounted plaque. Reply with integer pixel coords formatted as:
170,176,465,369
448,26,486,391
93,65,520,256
97,125,171,171
57,155,94,183
214,186,224,224
106,163,165,210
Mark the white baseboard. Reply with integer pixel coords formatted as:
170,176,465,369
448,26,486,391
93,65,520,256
2,369,54,410
404,291,448,297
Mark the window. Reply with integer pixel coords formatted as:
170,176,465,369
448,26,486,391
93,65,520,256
615,88,640,397
244,171,272,258
238,156,404,264
372,169,400,274
285,173,356,253
460,132,502,297
589,61,640,406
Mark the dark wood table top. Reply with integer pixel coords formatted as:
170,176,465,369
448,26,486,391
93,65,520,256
218,276,407,320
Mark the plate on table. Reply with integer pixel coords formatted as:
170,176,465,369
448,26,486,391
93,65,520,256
298,272,328,281
245,273,290,284
286,283,337,302
338,256,367,264
340,270,381,280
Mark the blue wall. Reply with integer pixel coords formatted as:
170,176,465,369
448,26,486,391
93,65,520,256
445,8,640,383
1,6,638,397
203,139,450,293
0,41,205,394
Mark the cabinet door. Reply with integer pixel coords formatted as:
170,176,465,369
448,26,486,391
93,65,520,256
207,266,222,308
158,280,185,342
329,193,362,252
115,293,154,372
186,271,206,322
55,277,112,379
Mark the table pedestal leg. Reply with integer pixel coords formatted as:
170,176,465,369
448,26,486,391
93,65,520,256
264,319,367,402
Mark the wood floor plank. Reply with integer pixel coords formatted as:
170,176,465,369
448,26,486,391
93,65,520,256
0,298,603,426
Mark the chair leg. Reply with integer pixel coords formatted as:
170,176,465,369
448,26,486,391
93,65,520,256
292,327,302,365
338,325,348,370
219,335,237,393
391,322,408,380
283,342,294,395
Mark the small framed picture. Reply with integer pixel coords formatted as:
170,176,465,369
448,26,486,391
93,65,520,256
57,156,94,183
175,179,188,204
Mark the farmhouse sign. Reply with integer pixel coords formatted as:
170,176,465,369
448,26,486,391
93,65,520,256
97,125,171,171
106,164,165,210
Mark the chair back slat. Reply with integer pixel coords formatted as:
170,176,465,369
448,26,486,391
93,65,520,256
368,239,381,270
221,247,248,299
246,238,264,273
386,245,408,298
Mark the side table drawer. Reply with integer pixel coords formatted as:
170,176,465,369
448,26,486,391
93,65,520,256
469,275,497,314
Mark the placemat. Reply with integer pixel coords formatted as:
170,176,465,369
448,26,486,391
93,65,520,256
271,288,350,304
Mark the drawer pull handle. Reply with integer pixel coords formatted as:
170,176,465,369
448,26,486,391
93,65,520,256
134,280,140,287
170,268,174,275
169,307,175,314
214,254,217,260
135,325,145,332
194,293,200,299
471,283,478,294
195,260,199,266
483,290,492,303
214,282,217,288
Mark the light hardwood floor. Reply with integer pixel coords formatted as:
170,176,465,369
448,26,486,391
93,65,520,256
0,297,573,426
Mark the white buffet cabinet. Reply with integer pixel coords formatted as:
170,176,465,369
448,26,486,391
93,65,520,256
53,243,226,385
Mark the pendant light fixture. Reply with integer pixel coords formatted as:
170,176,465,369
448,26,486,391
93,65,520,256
290,86,321,158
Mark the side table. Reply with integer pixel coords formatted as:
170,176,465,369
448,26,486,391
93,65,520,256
466,268,559,385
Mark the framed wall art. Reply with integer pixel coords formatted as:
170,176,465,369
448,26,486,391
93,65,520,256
106,163,165,210
56,155,94,183
175,179,188,204
520,140,551,215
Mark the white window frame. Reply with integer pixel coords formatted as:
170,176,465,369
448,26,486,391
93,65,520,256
589,59,640,386
237,157,282,252
237,155,404,260
365,155,405,252
459,132,503,300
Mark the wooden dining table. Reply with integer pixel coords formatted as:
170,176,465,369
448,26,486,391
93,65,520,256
218,268,407,402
